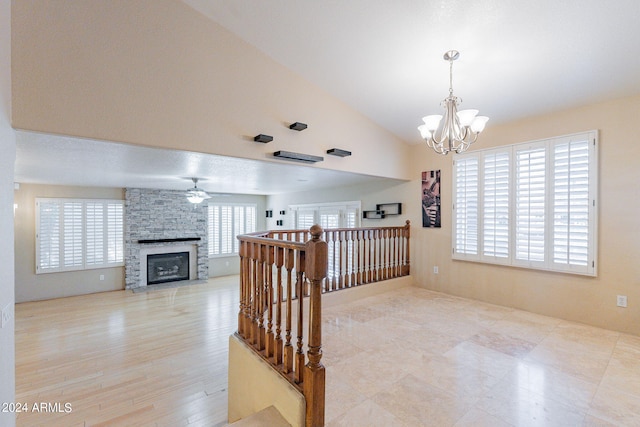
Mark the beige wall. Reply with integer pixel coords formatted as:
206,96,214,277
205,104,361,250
14,186,266,300
228,335,306,426
408,94,640,336
10,1,640,337
266,179,412,230
11,0,411,181
14,184,125,302
0,0,15,424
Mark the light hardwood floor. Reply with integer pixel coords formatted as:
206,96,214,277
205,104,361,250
15,276,640,426
15,276,239,427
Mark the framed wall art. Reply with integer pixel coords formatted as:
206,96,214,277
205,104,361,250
421,170,441,228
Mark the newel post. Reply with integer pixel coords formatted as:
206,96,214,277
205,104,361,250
303,224,327,427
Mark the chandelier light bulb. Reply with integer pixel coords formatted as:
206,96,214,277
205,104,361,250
417,50,488,155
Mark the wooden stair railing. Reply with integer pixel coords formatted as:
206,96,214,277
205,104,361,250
237,224,327,427
236,221,411,426
258,220,411,293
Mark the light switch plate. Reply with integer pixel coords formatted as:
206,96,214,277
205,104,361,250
1,303,12,328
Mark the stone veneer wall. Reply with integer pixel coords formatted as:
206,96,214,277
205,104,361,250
125,188,208,289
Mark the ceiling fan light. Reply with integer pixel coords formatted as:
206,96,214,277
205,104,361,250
422,115,442,132
186,193,205,204
185,178,211,204
456,109,479,127
470,116,489,133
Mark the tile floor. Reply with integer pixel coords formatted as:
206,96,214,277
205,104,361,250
15,278,640,426
321,286,640,426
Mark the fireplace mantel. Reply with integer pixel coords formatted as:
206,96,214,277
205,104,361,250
138,237,201,244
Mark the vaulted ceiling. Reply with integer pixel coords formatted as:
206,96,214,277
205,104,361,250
14,1,640,193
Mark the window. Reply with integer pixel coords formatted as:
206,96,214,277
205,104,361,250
290,201,361,229
289,201,361,278
36,198,124,273
452,131,598,275
208,204,256,257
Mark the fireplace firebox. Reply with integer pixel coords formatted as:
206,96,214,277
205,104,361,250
147,251,190,285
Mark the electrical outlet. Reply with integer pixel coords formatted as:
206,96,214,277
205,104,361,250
617,295,628,308
433,266,439,274
1,303,12,328
100,274,105,281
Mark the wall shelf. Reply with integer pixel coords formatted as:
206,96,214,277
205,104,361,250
362,203,401,219
363,210,385,219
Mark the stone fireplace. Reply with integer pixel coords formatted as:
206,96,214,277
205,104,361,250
124,188,208,289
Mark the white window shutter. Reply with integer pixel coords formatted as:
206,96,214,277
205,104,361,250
515,146,546,264
296,210,316,230
63,202,84,268
208,204,258,257
107,202,124,263
37,200,61,271
453,156,479,256
552,137,591,271
483,151,510,259
85,202,105,266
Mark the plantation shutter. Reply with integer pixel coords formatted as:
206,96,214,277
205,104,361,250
483,151,510,259
553,137,591,270
37,200,61,271
233,206,245,253
63,202,84,268
107,202,124,263
515,145,546,264
453,156,479,256
296,210,316,229
85,202,105,266
220,205,233,254
345,207,358,228
36,198,124,273
208,204,258,256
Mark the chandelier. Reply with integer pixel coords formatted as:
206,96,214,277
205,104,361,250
418,50,489,155
185,178,211,204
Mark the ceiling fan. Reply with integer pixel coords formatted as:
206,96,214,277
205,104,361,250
185,178,211,204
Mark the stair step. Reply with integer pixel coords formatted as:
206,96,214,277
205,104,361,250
228,406,291,427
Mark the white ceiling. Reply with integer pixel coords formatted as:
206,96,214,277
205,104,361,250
15,0,640,194
15,131,399,194
184,0,640,144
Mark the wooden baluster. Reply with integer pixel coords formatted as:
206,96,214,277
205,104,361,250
294,248,306,384
380,229,385,281
238,241,247,337
380,228,385,280
355,230,362,286
377,229,382,281
237,240,245,337
344,230,349,287
331,231,337,291
336,230,342,289
350,230,356,286
373,229,380,282
392,228,398,277
404,220,411,275
283,248,294,374
364,229,370,283
250,242,258,346
265,245,275,358
396,227,401,277
304,224,327,427
274,247,284,365
256,244,266,351
388,228,393,278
